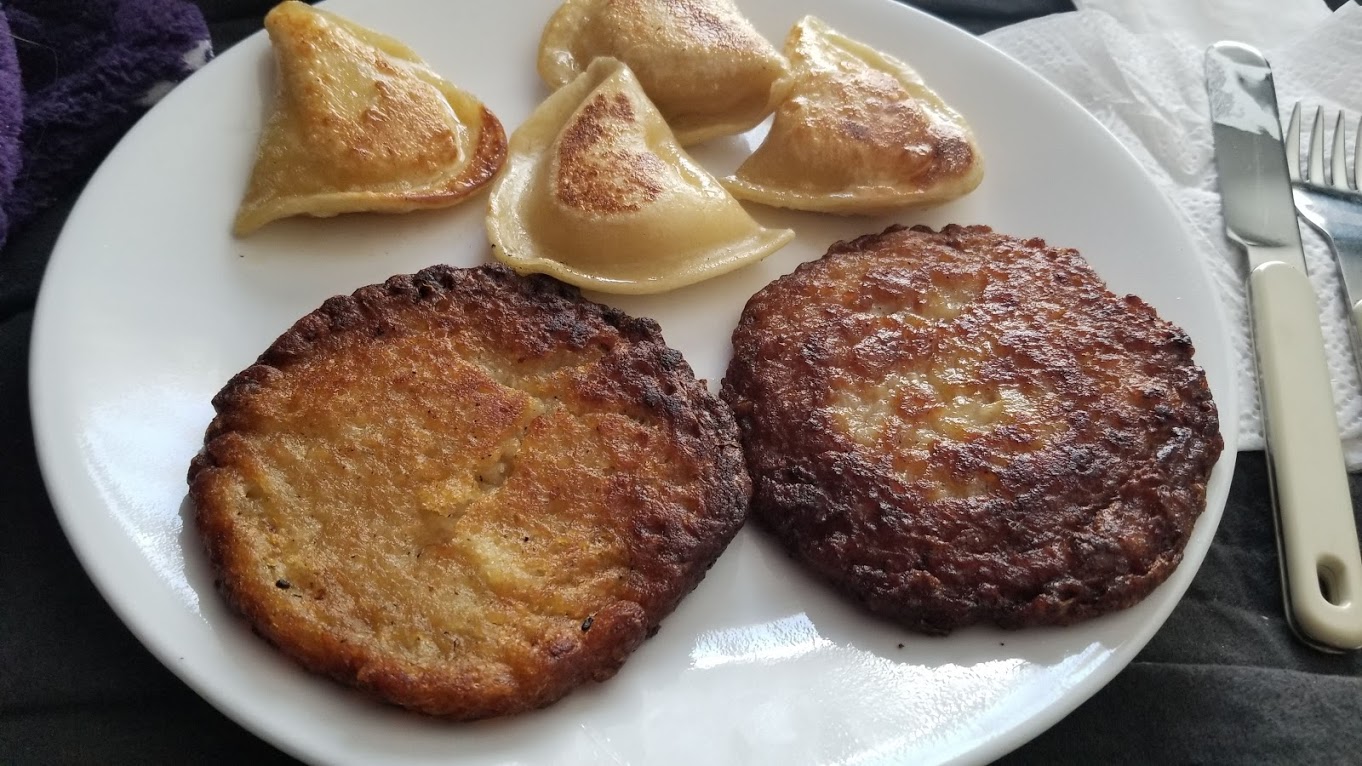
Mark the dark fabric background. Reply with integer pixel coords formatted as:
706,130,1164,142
2,1,1360,764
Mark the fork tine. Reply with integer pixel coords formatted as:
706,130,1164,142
1354,113,1361,190
1309,106,1327,184
1331,112,1349,190
1287,103,1302,181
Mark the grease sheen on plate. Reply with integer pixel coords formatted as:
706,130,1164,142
29,0,1238,764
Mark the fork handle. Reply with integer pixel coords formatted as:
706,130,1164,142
1250,261,1362,651
1292,187,1362,382
1352,300,1362,358
1331,234,1362,367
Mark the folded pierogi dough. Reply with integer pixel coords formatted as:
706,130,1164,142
723,16,984,214
487,58,793,294
233,1,507,235
538,0,789,146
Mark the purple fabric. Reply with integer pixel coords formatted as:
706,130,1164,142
0,0,211,251
0,13,23,249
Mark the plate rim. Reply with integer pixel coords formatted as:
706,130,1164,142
27,0,1242,763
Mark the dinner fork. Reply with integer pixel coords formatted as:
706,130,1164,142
1286,104,1362,367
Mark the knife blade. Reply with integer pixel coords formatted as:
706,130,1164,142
1206,41,1362,652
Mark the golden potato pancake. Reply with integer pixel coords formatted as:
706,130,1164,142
722,225,1222,634
189,265,749,717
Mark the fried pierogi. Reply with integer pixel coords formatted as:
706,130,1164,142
724,16,983,214
538,0,789,146
233,1,506,235
488,58,793,295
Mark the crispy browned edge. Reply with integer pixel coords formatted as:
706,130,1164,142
400,105,508,206
721,224,1223,634
187,263,750,718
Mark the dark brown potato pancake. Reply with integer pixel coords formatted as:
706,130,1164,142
722,224,1222,634
188,264,748,718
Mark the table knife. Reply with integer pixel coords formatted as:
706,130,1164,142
1205,41,1362,651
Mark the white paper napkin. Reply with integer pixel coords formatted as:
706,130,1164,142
982,1,1362,466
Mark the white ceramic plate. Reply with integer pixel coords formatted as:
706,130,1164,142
30,0,1239,763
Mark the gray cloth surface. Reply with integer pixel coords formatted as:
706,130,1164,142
3,1,1360,764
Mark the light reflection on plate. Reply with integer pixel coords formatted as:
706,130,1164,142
691,614,834,669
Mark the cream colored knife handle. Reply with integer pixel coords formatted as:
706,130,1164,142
1251,261,1362,650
